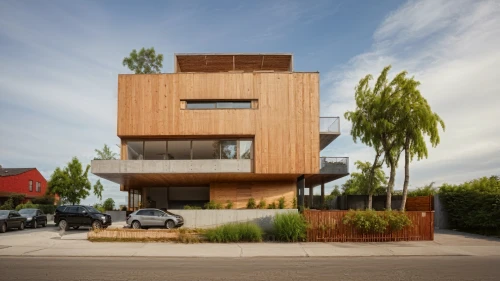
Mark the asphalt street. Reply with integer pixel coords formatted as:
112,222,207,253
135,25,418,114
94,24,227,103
1,256,499,281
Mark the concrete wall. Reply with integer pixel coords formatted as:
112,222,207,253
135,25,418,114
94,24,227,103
169,209,298,231
106,211,127,222
91,159,252,174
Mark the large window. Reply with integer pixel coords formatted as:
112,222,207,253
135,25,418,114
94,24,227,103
144,141,167,160
168,141,191,160
127,141,144,160
185,100,252,109
125,139,253,160
192,140,220,159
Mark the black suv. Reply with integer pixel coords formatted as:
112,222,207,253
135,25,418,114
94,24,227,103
54,205,112,230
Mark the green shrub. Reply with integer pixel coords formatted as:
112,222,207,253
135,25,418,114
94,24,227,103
225,200,233,209
31,195,55,205
93,203,106,213
439,176,500,233
9,193,26,207
0,198,14,210
385,211,412,231
292,197,297,209
258,198,267,209
342,210,388,234
278,197,286,209
15,201,38,211
204,222,263,242
38,204,56,214
121,206,127,211
267,202,277,209
273,213,308,242
204,200,223,209
184,205,202,210
246,198,256,209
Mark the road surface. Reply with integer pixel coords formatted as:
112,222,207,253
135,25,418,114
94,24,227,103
1,256,499,280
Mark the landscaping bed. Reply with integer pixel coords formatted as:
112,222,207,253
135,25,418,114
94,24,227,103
88,228,204,243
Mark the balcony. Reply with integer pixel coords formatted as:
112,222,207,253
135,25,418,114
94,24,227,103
320,157,349,174
320,117,340,150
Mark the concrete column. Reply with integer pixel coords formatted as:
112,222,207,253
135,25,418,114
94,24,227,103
309,186,314,208
321,180,325,206
297,175,305,209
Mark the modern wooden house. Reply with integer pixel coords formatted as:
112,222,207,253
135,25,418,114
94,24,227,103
91,53,348,210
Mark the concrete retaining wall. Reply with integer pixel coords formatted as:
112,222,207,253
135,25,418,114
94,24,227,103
169,209,298,231
106,211,127,222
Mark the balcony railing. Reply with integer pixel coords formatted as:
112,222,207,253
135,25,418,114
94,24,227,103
320,117,340,133
320,157,349,174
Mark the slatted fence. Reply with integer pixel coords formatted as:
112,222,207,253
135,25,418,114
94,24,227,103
304,210,434,242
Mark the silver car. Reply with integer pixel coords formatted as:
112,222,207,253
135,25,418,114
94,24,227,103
126,209,184,229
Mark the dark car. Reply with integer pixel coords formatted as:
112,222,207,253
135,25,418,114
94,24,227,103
54,205,112,231
0,210,27,233
19,208,47,228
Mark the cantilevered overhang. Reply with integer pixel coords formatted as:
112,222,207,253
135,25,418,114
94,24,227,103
305,157,350,187
91,160,299,188
320,117,341,150
174,53,293,73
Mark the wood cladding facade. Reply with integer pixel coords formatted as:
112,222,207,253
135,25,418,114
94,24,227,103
117,73,320,174
210,182,296,209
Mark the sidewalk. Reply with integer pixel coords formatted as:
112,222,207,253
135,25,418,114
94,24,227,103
0,227,499,258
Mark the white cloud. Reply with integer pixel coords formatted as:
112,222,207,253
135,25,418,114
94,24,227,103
322,0,500,194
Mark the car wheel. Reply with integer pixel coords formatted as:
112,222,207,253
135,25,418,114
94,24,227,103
165,220,175,229
91,220,102,230
72,226,80,230
33,220,37,229
131,221,141,229
59,220,69,231
19,222,25,230
0,223,6,233
42,220,47,227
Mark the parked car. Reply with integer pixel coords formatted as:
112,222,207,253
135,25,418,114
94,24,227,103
54,205,112,231
126,208,184,229
19,208,47,228
0,210,27,233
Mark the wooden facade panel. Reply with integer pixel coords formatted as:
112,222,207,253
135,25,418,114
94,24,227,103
118,72,320,174
210,181,296,209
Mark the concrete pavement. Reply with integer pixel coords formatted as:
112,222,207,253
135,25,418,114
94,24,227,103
0,226,499,258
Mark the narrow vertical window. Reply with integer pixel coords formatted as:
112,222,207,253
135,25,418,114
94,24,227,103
29,180,33,192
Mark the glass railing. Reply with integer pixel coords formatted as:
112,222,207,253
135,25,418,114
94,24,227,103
320,117,340,133
320,157,349,174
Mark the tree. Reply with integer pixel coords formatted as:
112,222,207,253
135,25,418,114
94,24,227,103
352,161,388,209
94,144,118,160
102,198,115,211
122,47,163,74
47,157,91,205
330,185,341,196
345,66,407,209
93,180,104,201
408,182,438,197
394,73,445,210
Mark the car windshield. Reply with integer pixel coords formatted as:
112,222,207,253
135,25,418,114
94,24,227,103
164,210,175,216
19,209,37,215
0,210,9,216
85,207,101,213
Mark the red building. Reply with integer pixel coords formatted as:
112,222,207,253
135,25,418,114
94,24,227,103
0,167,48,204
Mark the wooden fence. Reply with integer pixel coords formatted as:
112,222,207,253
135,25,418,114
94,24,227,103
304,210,434,242
406,196,434,211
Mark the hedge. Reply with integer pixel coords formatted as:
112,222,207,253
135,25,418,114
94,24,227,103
15,202,56,214
439,176,500,233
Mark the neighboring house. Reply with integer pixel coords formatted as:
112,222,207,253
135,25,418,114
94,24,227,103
92,53,348,210
0,166,47,205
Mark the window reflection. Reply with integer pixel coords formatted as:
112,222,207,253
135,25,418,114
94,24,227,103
192,140,220,159
221,140,237,159
167,141,191,160
127,141,144,160
239,140,253,159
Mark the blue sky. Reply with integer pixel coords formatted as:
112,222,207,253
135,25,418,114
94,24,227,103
1,0,499,206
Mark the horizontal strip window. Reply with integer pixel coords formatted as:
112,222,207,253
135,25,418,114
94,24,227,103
182,100,256,109
126,139,253,160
